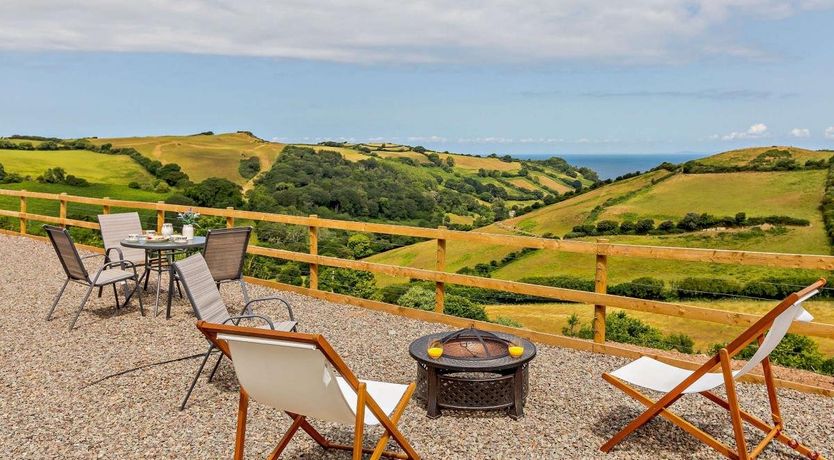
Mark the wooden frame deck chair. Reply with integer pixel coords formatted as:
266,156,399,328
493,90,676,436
202,227,253,311
196,321,420,460
43,225,144,330
600,278,827,460
174,253,297,410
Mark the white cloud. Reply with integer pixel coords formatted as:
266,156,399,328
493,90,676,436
790,128,810,138
0,1,829,64
406,136,448,143
719,123,770,140
825,127,834,139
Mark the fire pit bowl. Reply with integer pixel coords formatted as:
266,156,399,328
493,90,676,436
408,328,536,419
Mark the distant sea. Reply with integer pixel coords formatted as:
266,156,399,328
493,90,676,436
513,153,705,180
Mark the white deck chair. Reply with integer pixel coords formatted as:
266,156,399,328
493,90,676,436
601,279,827,460
197,322,420,460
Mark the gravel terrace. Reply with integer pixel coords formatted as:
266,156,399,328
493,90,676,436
1,234,832,459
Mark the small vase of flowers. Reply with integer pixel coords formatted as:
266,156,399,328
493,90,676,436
177,208,200,240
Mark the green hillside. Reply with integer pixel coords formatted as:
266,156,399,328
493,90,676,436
367,146,834,355
92,132,285,186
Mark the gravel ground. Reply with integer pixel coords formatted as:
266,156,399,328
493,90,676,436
1,233,832,459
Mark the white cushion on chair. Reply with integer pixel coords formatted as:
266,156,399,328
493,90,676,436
336,377,410,426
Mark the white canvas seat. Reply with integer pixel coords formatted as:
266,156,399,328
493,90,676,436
92,268,138,286
610,299,816,395
218,334,411,426
197,322,419,460
601,280,827,460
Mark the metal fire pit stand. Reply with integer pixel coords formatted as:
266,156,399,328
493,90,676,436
408,331,536,419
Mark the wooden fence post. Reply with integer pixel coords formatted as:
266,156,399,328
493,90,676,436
102,197,111,215
59,192,68,227
593,239,609,344
156,201,165,233
308,214,319,290
435,226,447,314
19,191,27,235
226,207,235,228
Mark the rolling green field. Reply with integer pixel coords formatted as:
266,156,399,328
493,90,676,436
0,148,152,184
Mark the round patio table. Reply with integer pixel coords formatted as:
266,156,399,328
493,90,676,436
121,236,205,318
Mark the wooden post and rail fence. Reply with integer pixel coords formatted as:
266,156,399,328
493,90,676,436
1,188,834,395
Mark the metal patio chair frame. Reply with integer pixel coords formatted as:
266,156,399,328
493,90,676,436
173,253,297,410
202,226,253,310
43,225,144,330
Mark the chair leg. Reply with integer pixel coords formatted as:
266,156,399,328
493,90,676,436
97,286,103,298
354,383,366,460
207,353,223,382
240,280,251,313
142,266,150,291
269,414,305,460
235,388,250,460
46,278,70,321
68,284,95,330
180,345,214,411
112,283,121,310
720,349,749,459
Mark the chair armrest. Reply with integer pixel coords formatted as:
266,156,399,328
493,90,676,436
90,260,140,284
105,247,125,262
222,315,275,329
242,296,295,321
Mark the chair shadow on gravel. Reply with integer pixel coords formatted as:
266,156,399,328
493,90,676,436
591,404,718,457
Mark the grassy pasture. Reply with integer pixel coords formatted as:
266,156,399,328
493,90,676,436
698,146,831,167
374,151,429,163
600,170,827,223
507,170,670,236
95,133,284,184
485,299,834,356
529,172,573,193
507,177,539,192
0,149,152,184
437,153,521,172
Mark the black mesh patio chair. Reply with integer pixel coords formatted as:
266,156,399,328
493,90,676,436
44,225,144,330
202,226,253,310
173,252,297,410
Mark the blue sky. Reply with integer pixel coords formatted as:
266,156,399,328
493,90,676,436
1,1,833,155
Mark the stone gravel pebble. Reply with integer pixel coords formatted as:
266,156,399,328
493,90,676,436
1,234,832,459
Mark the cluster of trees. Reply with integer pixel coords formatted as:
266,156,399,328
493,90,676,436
710,334,834,376
238,156,261,179
456,247,539,277
516,274,832,303
0,163,23,184
821,160,834,245
37,167,89,187
100,145,190,187
563,311,695,353
247,146,442,223
683,150,832,174
566,212,809,238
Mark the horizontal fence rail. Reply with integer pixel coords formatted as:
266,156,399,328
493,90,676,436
2,188,834,396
